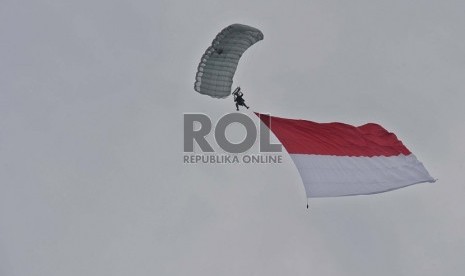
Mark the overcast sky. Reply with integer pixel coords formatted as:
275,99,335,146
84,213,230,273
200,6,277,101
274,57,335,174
1,0,465,275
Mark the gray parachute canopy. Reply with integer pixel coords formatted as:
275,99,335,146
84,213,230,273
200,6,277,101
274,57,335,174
194,24,264,98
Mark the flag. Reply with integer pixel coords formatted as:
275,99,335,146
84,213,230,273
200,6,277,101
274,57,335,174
256,113,435,198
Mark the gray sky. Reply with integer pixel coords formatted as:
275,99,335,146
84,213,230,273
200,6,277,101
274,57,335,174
1,0,464,275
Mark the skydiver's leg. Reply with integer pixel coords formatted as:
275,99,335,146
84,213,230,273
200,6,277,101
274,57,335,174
236,103,239,111
244,103,249,109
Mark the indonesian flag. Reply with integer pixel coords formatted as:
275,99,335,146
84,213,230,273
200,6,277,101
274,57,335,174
256,113,435,198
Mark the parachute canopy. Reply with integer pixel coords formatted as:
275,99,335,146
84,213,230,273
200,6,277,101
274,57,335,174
194,24,264,98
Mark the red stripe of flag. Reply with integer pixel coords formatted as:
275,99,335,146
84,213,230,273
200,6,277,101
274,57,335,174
256,113,411,157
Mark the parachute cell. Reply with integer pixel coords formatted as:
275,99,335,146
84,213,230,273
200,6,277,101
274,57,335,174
194,24,264,98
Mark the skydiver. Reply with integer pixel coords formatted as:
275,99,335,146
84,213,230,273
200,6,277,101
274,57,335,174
232,87,249,111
